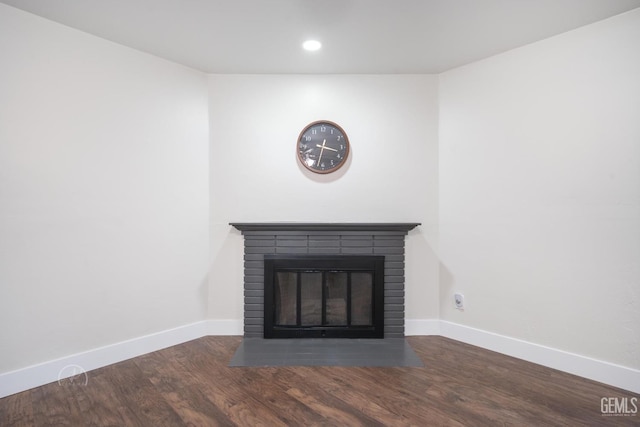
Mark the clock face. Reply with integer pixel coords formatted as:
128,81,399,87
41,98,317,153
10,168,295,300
297,121,350,174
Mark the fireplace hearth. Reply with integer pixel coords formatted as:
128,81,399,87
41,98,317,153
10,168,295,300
230,223,420,338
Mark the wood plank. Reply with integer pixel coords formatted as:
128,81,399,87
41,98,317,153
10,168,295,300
135,347,235,426
0,390,34,427
30,381,83,426
172,339,289,426
228,367,329,426
100,359,184,426
286,386,384,427
306,366,464,426
74,370,136,426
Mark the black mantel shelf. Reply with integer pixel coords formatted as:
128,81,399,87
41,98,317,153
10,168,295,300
229,222,421,233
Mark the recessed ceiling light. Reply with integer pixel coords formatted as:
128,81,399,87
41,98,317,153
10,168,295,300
302,40,322,51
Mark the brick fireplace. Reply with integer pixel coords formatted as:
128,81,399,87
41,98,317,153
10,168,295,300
230,223,420,338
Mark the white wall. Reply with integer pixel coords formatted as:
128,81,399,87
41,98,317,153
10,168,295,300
0,4,210,373
438,9,640,369
208,74,440,323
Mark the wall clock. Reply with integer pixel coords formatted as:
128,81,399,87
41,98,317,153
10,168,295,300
297,120,350,174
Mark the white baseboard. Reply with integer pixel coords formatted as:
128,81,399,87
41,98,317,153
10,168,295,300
2,319,638,398
0,319,241,399
437,320,640,394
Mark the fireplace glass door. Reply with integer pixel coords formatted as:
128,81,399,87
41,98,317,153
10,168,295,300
264,255,384,338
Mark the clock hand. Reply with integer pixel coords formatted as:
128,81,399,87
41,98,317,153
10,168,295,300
317,139,326,166
316,143,337,152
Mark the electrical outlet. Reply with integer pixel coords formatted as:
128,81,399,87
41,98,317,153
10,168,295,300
454,293,464,310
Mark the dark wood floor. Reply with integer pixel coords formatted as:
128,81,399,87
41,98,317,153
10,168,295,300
1,336,638,426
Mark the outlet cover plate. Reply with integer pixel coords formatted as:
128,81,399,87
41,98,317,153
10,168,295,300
454,293,464,309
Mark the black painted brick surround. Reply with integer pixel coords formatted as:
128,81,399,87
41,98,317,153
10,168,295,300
230,223,420,338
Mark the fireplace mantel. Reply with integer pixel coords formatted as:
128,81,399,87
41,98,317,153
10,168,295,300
230,222,421,233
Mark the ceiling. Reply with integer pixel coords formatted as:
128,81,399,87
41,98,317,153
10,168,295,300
2,0,639,74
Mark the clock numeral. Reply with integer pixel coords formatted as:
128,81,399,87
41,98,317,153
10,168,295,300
312,129,317,135
337,136,342,141
320,126,326,132
305,136,311,142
